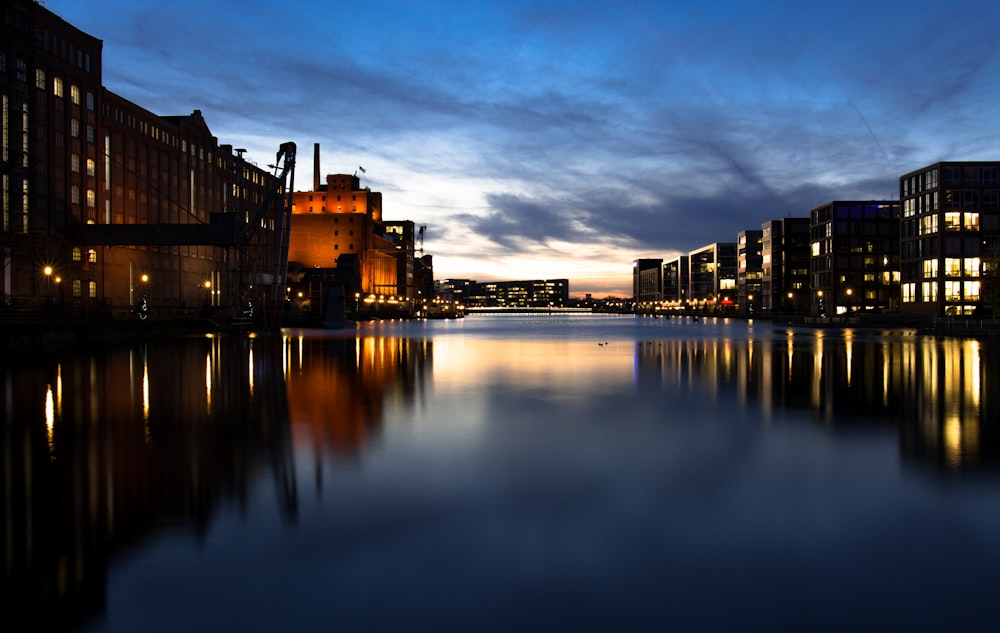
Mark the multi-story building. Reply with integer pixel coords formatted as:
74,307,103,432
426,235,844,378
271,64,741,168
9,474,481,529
899,162,1000,318
632,258,662,305
761,218,810,312
688,243,737,310
810,200,900,315
2,0,286,315
663,255,689,306
287,169,398,299
472,279,569,308
737,230,763,311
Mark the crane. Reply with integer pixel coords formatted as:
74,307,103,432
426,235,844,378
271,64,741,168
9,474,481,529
418,225,426,255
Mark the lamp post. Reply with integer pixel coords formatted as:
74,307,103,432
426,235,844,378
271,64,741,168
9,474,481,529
846,287,854,313
787,291,794,314
817,290,826,318
747,293,754,316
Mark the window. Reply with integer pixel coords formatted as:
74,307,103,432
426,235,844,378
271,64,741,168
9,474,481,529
72,280,82,297
53,77,63,97
964,212,979,231
71,119,79,137
72,247,82,262
964,257,981,277
86,92,95,111
944,258,962,277
922,259,938,278
71,185,80,204
88,249,97,263
944,281,962,301
35,68,46,89
71,154,80,172
70,85,80,105
88,281,97,298
86,189,95,208
944,212,961,230
964,281,981,300
86,125,94,143
86,158,95,177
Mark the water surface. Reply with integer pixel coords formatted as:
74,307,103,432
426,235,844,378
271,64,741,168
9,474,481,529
4,315,1000,632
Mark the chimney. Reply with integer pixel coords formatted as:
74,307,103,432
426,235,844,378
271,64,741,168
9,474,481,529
313,143,321,192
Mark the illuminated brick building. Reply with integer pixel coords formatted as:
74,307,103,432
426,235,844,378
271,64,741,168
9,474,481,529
287,146,415,302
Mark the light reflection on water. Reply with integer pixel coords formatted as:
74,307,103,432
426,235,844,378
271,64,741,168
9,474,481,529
3,315,1000,632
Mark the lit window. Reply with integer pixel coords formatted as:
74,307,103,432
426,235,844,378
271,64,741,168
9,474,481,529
71,119,79,137
88,281,97,298
70,85,80,104
922,259,938,278
86,158,95,177
88,249,97,263
964,258,981,277
53,77,63,97
944,212,962,230
35,68,45,89
72,247,82,262
964,212,979,231
72,280,82,297
944,258,962,277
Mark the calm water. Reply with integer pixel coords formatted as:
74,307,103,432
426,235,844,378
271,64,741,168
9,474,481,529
4,314,1000,632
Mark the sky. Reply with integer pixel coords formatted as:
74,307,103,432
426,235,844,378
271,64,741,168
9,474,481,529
47,0,1000,297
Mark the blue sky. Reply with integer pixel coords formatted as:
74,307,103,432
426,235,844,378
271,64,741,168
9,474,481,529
48,0,1000,296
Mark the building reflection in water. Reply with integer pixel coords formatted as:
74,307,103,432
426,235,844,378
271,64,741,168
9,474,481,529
2,327,999,631
634,330,999,472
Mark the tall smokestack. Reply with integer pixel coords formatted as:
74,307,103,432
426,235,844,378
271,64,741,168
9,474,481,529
313,143,320,192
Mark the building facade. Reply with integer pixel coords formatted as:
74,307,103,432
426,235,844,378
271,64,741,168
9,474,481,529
2,0,285,316
899,162,1000,318
737,229,763,311
688,243,737,309
287,171,399,301
810,200,900,315
632,258,662,304
761,218,810,313
663,255,689,306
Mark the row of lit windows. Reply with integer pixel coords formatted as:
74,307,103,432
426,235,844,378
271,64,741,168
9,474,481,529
902,281,981,303
921,258,981,278
916,212,980,234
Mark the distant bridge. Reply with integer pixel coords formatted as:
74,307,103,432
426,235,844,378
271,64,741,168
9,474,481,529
465,307,593,314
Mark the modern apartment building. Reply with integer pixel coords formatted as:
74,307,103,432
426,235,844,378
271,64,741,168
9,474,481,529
632,258,663,304
688,242,737,309
737,229,763,311
899,161,1000,318
663,255,689,305
471,279,569,308
761,218,810,312
810,201,900,315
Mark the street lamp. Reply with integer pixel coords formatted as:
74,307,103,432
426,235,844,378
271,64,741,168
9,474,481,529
817,290,826,318
846,288,854,313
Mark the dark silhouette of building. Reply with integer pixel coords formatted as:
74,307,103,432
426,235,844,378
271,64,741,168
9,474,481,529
810,201,900,315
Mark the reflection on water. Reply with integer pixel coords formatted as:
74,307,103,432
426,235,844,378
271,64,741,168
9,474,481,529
2,318,1000,631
